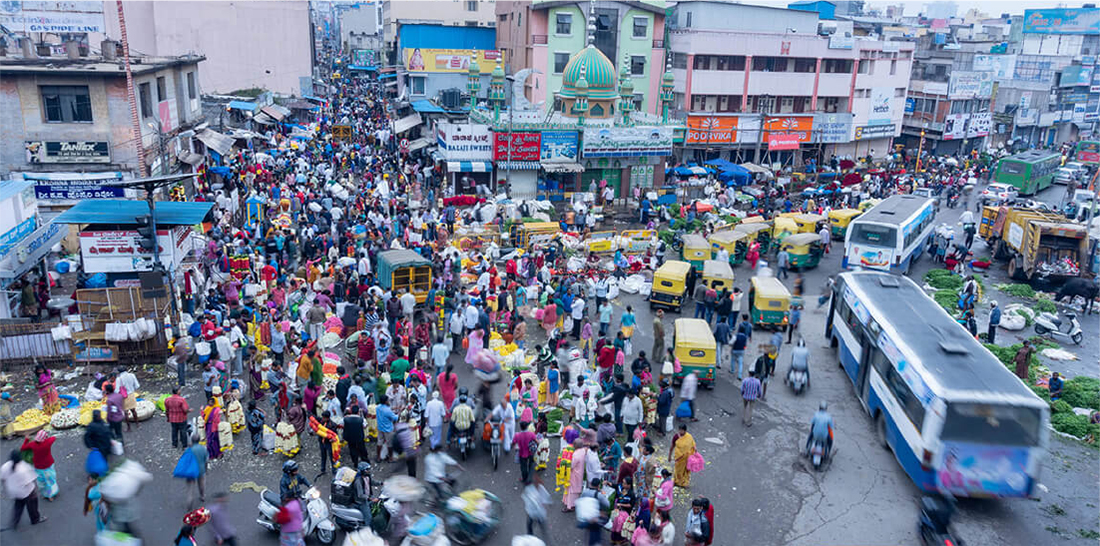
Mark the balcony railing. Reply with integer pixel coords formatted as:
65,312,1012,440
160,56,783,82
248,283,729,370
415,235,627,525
533,35,547,45
652,39,664,48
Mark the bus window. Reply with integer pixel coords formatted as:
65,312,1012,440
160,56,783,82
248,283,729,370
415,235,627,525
849,224,897,247
941,403,1042,447
883,361,926,431
1000,162,1024,175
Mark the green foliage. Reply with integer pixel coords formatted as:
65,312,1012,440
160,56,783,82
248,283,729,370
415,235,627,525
996,283,1037,299
1035,298,1057,313
1013,309,1034,327
229,87,266,98
1078,529,1100,540
1026,336,1059,351
933,290,960,311
924,269,963,290
1051,412,1099,439
1062,377,1100,411
1052,400,1073,414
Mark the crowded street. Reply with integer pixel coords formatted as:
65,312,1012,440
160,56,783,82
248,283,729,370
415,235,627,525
2,3,1100,546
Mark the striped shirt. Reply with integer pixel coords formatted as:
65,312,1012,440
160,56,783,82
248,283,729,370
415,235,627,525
741,377,762,401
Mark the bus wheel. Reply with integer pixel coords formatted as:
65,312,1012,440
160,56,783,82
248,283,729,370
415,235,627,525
875,414,890,451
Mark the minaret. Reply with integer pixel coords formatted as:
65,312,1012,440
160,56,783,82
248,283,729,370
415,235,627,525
619,53,635,126
573,64,589,127
489,62,507,123
466,53,481,110
660,58,675,123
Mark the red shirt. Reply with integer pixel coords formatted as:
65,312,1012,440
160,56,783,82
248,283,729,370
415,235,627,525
513,430,538,458
164,394,190,423
20,437,55,469
262,264,277,282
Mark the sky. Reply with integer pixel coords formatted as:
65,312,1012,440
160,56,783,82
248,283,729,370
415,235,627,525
746,0,1096,17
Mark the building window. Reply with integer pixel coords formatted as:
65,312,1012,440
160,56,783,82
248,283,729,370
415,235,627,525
411,77,426,95
671,52,688,69
156,76,167,102
890,59,897,75
794,58,816,73
554,52,570,74
138,82,153,118
187,72,196,99
499,14,507,22
41,85,92,123
466,0,477,12
633,94,644,110
823,59,853,73
556,12,571,35
895,87,905,97
858,60,870,74
632,16,647,38
685,11,692,28
631,55,645,76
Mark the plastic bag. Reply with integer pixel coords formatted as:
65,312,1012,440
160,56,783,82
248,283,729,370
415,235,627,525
675,400,692,419
51,325,73,341
95,531,142,546
687,451,705,472
86,448,108,477
173,447,201,479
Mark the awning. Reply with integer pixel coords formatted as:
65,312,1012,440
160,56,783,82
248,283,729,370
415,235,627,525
226,128,263,140
496,161,540,171
252,113,276,125
53,200,214,226
176,150,204,166
227,100,257,111
285,100,319,111
260,105,291,121
348,64,377,71
393,113,423,134
541,162,585,173
411,100,446,114
740,162,771,174
0,221,67,280
406,137,432,152
195,129,235,156
378,72,398,80
303,95,325,103
384,80,397,87
446,161,493,173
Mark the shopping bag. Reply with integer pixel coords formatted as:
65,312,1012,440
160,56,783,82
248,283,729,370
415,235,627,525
110,439,124,456
173,446,201,479
86,448,108,477
675,401,692,419
95,530,142,546
664,415,674,433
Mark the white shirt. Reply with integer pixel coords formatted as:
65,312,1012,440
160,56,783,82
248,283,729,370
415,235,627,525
681,373,698,400
464,304,479,329
0,460,36,498
449,311,465,335
425,452,457,484
400,292,417,315
425,399,446,427
621,396,644,425
571,298,586,320
117,371,140,394
432,343,449,369
358,257,370,276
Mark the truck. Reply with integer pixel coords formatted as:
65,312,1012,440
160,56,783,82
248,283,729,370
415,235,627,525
980,206,1089,282
377,249,432,304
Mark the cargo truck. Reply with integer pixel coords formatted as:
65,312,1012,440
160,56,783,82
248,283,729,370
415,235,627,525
979,206,1089,282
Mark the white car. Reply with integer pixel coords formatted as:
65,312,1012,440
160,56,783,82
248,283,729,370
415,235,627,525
1055,163,1086,185
981,183,1019,205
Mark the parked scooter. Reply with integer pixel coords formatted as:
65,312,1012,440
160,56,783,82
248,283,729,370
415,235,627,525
918,495,965,546
1034,311,1083,345
329,464,393,535
256,486,335,544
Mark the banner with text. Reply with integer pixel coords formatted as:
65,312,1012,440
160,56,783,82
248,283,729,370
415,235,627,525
404,48,503,73
493,131,541,161
685,115,738,145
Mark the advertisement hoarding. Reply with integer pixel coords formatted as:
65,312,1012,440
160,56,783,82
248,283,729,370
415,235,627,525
1022,8,1100,35
404,48,504,73
24,141,110,164
685,115,738,145
539,131,579,162
493,131,541,161
854,124,896,140
763,116,814,149
79,228,190,273
815,113,853,144
436,123,492,160
966,112,992,138
581,126,673,158
943,114,969,140
949,71,993,99
869,88,895,126
0,1,106,33
21,171,125,201
972,54,1017,79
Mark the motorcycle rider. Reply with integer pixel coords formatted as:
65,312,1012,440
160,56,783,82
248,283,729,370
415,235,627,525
806,401,835,459
787,338,810,386
350,462,375,526
449,390,477,449
279,460,311,501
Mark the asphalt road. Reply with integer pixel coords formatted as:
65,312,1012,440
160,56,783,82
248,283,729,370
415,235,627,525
2,182,1097,546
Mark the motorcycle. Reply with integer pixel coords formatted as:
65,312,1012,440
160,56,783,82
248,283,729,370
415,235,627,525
807,438,830,471
918,495,965,546
486,417,503,471
453,426,473,461
329,468,392,535
1034,312,1083,345
256,486,335,544
786,367,809,395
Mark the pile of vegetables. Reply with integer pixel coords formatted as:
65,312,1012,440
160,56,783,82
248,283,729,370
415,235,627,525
925,269,964,290
995,283,1037,299
544,407,565,435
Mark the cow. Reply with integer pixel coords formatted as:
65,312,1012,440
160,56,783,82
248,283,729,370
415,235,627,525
1055,277,1099,315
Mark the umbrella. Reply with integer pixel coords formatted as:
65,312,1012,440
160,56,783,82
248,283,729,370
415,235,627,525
382,475,425,502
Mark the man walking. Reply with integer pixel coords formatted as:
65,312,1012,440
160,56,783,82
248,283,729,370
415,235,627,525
621,389,644,440
164,387,190,449
208,491,238,546
343,405,369,467
731,328,748,380
776,248,791,279
0,450,46,530
714,318,731,371
522,472,551,540
987,301,1001,345
693,281,708,320
818,224,832,254
741,370,762,427
513,423,538,484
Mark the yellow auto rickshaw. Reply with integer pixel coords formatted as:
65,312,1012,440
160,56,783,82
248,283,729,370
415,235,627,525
858,198,882,212
736,223,773,258
749,276,791,328
585,231,618,254
791,213,827,234
672,318,717,387
780,233,824,270
650,260,692,312
702,259,735,292
828,208,862,240
709,230,749,265
772,217,798,249
680,234,712,271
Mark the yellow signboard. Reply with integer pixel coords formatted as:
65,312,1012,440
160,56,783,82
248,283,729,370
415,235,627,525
403,48,505,73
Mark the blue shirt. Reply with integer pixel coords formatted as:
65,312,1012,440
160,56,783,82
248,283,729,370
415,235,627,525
810,410,834,441
790,307,802,327
547,368,559,392
990,307,1002,325
376,404,397,433
621,312,636,328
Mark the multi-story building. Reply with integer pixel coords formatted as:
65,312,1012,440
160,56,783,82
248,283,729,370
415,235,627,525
383,0,497,66
339,1,384,62
667,1,914,163
495,0,667,115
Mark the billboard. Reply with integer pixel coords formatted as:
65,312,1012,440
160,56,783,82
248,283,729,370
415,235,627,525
79,227,190,273
854,124,896,140
404,48,503,73
24,141,110,164
0,1,106,33
869,88,894,126
685,115,738,145
948,71,993,99
1022,8,1100,35
815,113,853,144
436,123,492,160
966,112,992,138
943,114,968,141
540,131,579,163
581,126,673,158
972,54,1016,79
493,131,541,161
763,116,814,149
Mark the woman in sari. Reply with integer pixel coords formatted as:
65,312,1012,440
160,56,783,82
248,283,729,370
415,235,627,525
21,430,58,500
249,348,266,402
541,302,557,335
202,398,223,460
464,329,484,365
562,438,590,512
84,474,108,532
34,365,61,415
670,424,696,488
225,381,246,434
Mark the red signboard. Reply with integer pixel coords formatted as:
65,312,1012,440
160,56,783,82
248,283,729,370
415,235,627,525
493,131,541,161
768,134,801,151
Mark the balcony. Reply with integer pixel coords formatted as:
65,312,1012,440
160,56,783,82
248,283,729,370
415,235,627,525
533,35,547,45
652,39,664,49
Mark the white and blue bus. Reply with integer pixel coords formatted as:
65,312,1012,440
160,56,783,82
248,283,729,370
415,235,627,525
842,195,936,275
826,271,1049,498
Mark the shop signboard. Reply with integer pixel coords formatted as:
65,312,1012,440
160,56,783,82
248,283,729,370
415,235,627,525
943,114,969,140
540,131,578,162
581,126,673,158
404,48,503,73
79,229,180,273
1022,8,1100,35
905,98,915,114
763,115,814,150
685,115,738,145
24,141,110,164
0,221,66,281
854,124,896,140
0,1,106,33
436,123,492,160
21,171,125,201
966,112,992,137
815,113,852,144
493,131,541,161
869,88,895,126
949,71,993,99
768,134,800,151
972,54,1016,79
0,218,37,261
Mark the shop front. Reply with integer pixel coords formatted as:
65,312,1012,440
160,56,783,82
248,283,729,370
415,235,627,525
435,122,493,195
493,130,542,199
580,126,673,199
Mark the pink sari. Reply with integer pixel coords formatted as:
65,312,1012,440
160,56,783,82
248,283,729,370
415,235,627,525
564,446,589,509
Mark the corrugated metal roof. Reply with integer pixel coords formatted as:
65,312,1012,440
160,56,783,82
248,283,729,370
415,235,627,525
0,180,33,203
53,200,213,226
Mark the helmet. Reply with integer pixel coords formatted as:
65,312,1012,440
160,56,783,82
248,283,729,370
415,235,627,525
459,386,469,397
357,462,372,474
459,394,469,403
283,460,299,475
819,401,828,411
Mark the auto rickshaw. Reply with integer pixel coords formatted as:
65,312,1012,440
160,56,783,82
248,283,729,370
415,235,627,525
702,259,735,292
772,217,798,249
858,198,882,212
828,208,862,240
791,213,827,234
749,276,791,329
709,230,749,265
672,318,717,387
780,233,824,270
650,260,692,312
680,234,712,271
736,223,773,257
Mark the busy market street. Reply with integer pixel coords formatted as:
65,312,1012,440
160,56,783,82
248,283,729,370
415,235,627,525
2,2,1100,546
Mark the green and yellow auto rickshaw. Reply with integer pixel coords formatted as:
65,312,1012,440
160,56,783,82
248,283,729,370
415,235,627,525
749,276,791,329
779,233,824,270
680,234,712,271
828,208,862,240
709,230,749,265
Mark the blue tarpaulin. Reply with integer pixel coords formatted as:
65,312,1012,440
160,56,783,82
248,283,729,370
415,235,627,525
411,100,446,114
53,200,214,226
717,164,752,186
227,100,257,111
347,64,377,71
